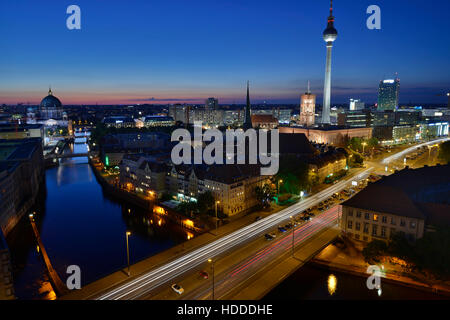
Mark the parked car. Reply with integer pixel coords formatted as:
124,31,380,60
278,226,287,232
171,284,184,294
265,233,275,240
199,271,209,279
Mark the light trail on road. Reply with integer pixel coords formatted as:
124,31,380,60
95,168,370,300
381,138,449,165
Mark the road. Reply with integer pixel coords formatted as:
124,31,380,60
94,138,447,300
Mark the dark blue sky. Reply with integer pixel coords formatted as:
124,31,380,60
1,0,449,105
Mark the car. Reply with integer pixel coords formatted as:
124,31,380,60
199,271,209,279
278,226,287,232
339,198,345,201
255,216,263,221
318,207,324,212
265,233,275,240
302,216,311,221
269,232,277,239
171,284,184,294
308,212,315,217
284,223,292,230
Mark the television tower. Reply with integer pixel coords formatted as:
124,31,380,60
321,0,338,124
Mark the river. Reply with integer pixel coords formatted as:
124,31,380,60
7,132,192,300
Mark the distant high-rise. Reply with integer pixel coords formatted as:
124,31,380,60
243,81,252,130
299,81,316,127
378,78,400,111
349,99,365,111
205,97,218,109
321,0,338,124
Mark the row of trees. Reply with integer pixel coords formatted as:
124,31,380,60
362,229,450,279
176,191,226,218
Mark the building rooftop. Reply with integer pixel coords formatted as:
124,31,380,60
342,164,450,223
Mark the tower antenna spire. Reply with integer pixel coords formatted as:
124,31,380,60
307,80,311,94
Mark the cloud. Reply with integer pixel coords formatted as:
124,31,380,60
130,97,201,102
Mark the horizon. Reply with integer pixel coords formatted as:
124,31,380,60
1,0,449,105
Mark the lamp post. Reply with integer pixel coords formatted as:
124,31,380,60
277,179,283,204
215,201,220,231
362,142,367,154
208,258,215,300
126,231,131,276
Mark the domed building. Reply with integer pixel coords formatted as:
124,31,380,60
39,88,63,120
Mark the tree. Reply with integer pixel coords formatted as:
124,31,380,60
275,155,310,194
438,141,450,164
362,240,388,264
348,137,363,152
197,191,215,214
255,183,275,208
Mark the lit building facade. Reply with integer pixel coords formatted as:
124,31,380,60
299,83,316,127
378,79,400,111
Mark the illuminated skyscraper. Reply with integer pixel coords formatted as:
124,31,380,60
299,81,316,127
321,0,337,124
205,97,218,109
378,78,400,111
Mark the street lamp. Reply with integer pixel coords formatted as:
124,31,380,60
215,201,220,231
277,179,283,204
125,231,131,276
208,258,215,300
362,142,367,154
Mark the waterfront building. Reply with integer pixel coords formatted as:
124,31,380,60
0,138,44,235
167,163,269,217
102,116,136,129
340,165,450,244
378,78,400,111
349,99,365,111
100,132,171,166
299,82,316,127
0,124,45,146
0,233,14,299
279,126,372,145
39,88,63,120
321,0,338,124
119,154,168,198
143,115,175,127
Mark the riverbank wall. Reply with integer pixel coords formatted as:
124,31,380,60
89,159,204,234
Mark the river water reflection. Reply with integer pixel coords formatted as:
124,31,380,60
7,132,191,299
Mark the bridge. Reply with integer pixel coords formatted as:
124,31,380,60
46,153,89,159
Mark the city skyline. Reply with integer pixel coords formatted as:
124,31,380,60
1,0,450,105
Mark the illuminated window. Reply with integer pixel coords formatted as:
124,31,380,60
373,214,378,222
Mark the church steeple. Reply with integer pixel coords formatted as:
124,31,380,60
243,80,252,130
48,86,53,96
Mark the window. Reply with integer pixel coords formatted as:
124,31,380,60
364,223,369,234
391,217,396,225
355,234,360,240
382,216,387,224
365,213,370,220
400,219,406,227
356,211,362,218
410,221,416,229
372,225,378,236
381,227,386,238
373,214,378,222
348,210,353,217
355,222,361,231
347,220,353,229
